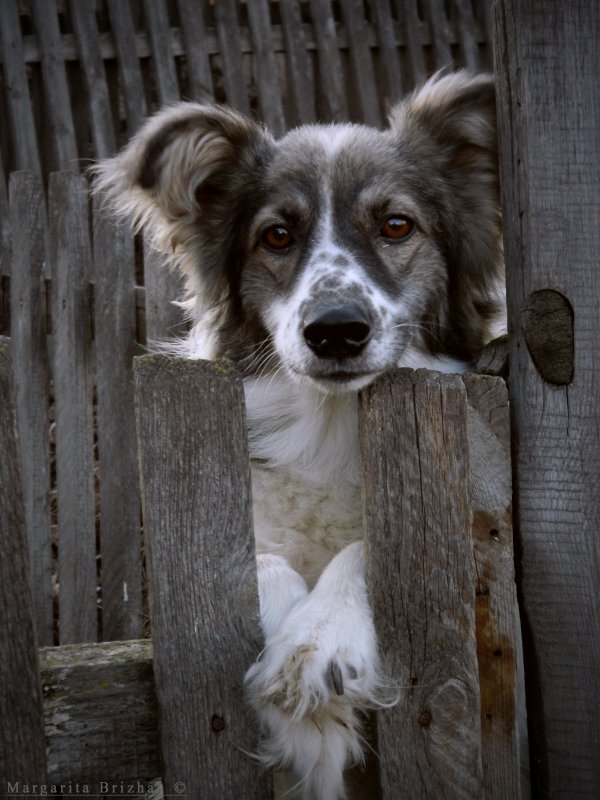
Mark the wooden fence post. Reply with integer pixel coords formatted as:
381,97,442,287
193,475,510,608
133,355,273,799
0,337,48,786
494,1,600,797
360,369,482,799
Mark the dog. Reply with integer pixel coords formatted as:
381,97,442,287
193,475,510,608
95,71,503,799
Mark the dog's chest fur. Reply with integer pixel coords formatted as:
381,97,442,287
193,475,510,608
245,375,363,585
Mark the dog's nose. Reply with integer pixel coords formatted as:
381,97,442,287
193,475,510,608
303,303,371,359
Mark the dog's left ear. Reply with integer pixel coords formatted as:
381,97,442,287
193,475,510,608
389,71,503,355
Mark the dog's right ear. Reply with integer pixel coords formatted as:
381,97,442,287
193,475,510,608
93,103,274,252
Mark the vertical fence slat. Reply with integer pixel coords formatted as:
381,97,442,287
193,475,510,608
142,242,185,344
107,0,149,135
464,375,525,800
278,0,317,126
494,1,600,796
70,0,117,159
133,356,273,800
0,337,48,785
9,171,54,646
370,0,405,107
308,0,349,121
422,0,454,70
143,0,180,106
395,0,427,87
246,0,287,136
213,0,252,115
454,0,481,73
50,172,97,644
0,0,42,173
340,0,382,126
360,370,482,799
175,0,214,103
29,0,79,171
93,199,142,641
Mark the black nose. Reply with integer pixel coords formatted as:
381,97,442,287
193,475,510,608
303,303,371,359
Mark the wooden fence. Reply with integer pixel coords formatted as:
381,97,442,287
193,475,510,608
1,1,599,798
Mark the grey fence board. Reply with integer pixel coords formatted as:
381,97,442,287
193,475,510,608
213,0,252,115
70,0,117,159
106,0,149,135
454,0,480,73
0,0,42,174
308,0,349,121
360,369,483,799
279,0,317,126
144,0,180,106
49,172,97,644
30,0,79,171
133,356,272,799
142,241,185,344
93,200,143,641
175,0,215,103
340,0,382,126
371,0,405,111
423,0,454,70
494,0,600,796
246,0,287,136
9,172,53,646
0,337,48,786
396,0,427,87
464,375,524,800
41,639,158,784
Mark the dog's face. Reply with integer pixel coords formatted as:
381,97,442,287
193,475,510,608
96,72,502,394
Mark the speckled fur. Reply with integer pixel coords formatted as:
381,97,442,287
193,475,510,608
94,71,504,799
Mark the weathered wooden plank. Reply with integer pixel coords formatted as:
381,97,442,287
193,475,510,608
93,199,142,641
142,240,185,344
133,356,272,799
0,0,42,173
395,0,427,87
107,0,149,134
464,374,525,800
70,0,117,159
359,369,482,799
49,172,97,644
29,0,79,171
246,0,287,136
494,1,600,796
422,0,454,70
9,171,53,646
370,0,405,108
0,337,48,785
454,0,481,73
213,0,252,115
143,0,180,105
278,0,317,126
308,0,349,121
339,0,381,126
175,0,214,103
40,639,158,784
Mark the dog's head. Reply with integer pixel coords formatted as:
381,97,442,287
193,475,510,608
95,71,502,394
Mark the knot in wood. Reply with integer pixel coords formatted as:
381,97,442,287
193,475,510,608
211,714,225,732
521,289,574,385
418,709,432,727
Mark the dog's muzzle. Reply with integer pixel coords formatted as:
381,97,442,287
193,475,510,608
303,303,371,359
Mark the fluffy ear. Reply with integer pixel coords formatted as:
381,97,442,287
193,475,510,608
389,72,503,356
93,103,274,291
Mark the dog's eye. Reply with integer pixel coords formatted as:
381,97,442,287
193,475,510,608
380,216,414,241
262,225,294,251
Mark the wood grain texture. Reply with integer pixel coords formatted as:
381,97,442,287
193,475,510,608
308,0,349,121
359,369,483,799
494,1,600,796
340,0,382,126
246,0,287,136
395,0,427,86
0,0,42,173
520,289,574,385
106,0,149,135
213,0,252,115
133,356,273,799
93,199,143,641
176,0,215,103
49,172,97,644
143,0,180,106
464,375,525,800
40,639,158,784
278,0,317,126
142,240,186,344
0,337,48,786
9,171,54,646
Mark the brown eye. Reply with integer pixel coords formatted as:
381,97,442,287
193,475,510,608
262,225,293,251
380,216,414,241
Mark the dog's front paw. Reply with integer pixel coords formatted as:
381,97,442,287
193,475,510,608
246,543,393,799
